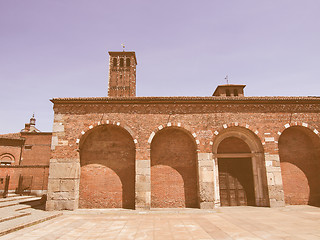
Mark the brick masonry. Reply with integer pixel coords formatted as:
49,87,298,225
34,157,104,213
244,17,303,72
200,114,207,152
46,98,320,210
0,132,51,196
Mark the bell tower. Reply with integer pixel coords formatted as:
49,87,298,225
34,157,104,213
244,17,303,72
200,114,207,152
108,51,137,97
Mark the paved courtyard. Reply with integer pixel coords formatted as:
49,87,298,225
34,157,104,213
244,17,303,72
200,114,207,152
1,206,320,240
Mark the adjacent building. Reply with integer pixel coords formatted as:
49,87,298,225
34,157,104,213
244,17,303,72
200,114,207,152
0,116,51,196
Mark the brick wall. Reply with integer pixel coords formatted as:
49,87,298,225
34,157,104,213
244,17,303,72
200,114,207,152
0,133,50,196
46,98,320,210
0,145,22,165
20,133,52,165
279,126,320,206
151,128,199,208
0,166,49,194
79,125,135,209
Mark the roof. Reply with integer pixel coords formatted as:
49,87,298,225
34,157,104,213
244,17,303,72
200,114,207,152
50,96,320,104
20,132,52,135
0,133,21,140
214,84,246,87
212,84,246,96
0,133,25,146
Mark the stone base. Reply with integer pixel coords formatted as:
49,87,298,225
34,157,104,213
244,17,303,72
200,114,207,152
269,199,285,208
200,202,214,209
46,199,78,211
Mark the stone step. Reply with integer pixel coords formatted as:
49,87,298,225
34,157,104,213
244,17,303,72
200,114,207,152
0,193,19,198
0,201,42,214
0,211,31,224
0,197,42,209
0,208,62,237
0,198,45,225
0,204,30,214
0,195,36,203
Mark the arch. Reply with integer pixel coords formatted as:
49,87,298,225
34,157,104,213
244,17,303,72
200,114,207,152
0,153,15,165
212,122,261,143
150,127,199,208
76,120,137,147
217,137,255,206
276,122,320,142
226,89,231,96
147,123,200,151
126,58,131,67
233,89,238,96
113,58,117,67
79,124,136,209
278,126,320,206
119,58,124,67
212,127,269,207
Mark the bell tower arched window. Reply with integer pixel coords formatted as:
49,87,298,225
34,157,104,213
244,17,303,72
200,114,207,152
120,58,124,67
126,58,131,67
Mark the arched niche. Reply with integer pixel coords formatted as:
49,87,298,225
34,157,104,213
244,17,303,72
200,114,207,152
150,127,199,208
79,124,136,209
279,126,320,206
213,127,269,207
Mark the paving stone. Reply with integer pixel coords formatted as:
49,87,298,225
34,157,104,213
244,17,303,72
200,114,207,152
1,206,320,239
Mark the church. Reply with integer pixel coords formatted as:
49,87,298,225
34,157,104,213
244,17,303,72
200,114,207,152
46,51,320,211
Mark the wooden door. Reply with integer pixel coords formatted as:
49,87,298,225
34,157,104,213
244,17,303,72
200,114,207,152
218,158,255,206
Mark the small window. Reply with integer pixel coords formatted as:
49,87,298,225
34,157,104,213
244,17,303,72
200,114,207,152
113,58,117,67
126,58,131,67
226,89,231,96
25,145,32,150
234,89,238,96
120,58,124,67
0,162,11,166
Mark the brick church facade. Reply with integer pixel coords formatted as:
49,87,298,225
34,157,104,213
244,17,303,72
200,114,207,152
0,116,51,196
46,51,320,211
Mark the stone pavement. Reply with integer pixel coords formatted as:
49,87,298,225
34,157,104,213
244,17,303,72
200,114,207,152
1,206,320,240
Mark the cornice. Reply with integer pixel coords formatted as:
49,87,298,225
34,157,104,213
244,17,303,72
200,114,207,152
50,96,320,105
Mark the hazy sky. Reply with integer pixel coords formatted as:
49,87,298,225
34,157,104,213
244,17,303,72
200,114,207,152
1,0,320,133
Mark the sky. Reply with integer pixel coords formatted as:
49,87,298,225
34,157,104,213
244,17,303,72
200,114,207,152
1,0,320,133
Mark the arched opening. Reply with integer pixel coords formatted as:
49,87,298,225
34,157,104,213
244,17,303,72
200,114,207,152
151,127,199,208
279,126,320,206
113,58,117,67
233,89,238,96
79,125,135,209
226,89,231,96
213,127,269,207
119,58,124,67
217,137,255,206
126,58,131,67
